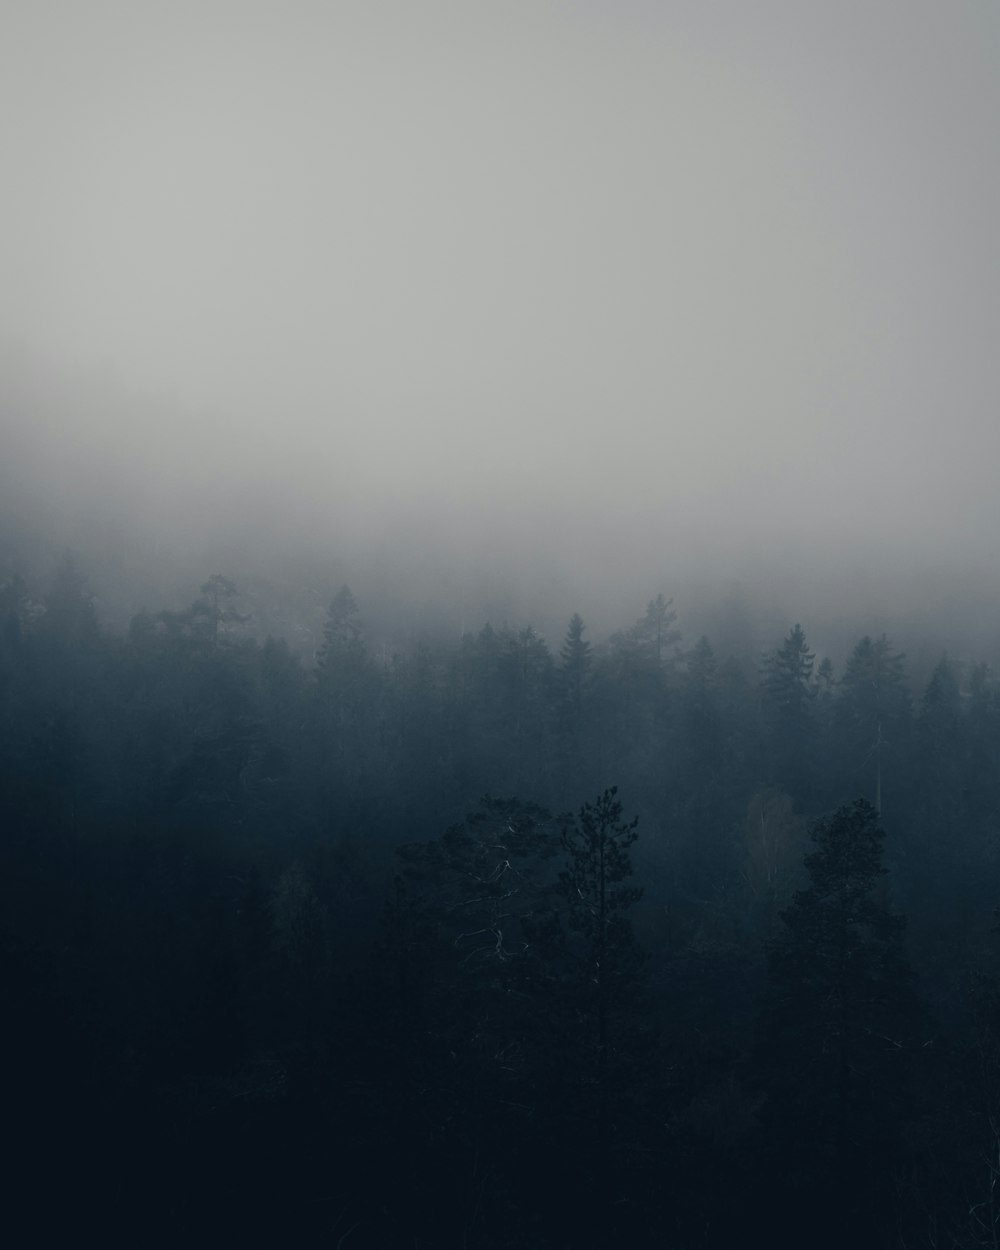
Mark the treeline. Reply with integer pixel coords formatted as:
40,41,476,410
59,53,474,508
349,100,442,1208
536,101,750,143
3,560,1000,1245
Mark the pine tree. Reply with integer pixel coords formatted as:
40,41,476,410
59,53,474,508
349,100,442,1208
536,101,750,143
317,584,363,671
44,553,100,646
559,612,592,720
558,788,643,1064
763,623,814,715
198,574,250,648
837,634,910,816
546,787,648,1224
761,623,816,802
314,585,376,799
638,593,680,668
758,799,917,1242
679,635,722,789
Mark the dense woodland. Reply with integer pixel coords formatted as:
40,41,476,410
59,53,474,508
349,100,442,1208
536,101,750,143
5,559,1000,1247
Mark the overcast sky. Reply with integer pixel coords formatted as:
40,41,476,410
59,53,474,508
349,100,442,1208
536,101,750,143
2,0,999,585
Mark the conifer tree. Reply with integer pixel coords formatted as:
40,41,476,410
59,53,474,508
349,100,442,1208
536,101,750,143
639,593,680,667
837,634,909,815
545,787,648,1221
558,788,643,1063
317,584,363,671
763,623,814,717
759,799,917,1243
761,623,816,801
198,574,250,648
559,612,592,720
314,585,376,795
679,635,722,793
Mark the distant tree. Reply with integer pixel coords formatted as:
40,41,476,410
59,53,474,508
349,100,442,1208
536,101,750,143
152,574,249,650
637,593,680,668
503,625,554,790
837,634,910,815
29,555,108,833
914,655,964,824
559,612,592,720
596,598,678,784
760,623,816,802
762,623,814,716
198,574,250,648
314,585,379,807
668,635,737,892
43,553,99,645
814,656,837,735
679,636,720,770
918,654,962,769
317,584,362,665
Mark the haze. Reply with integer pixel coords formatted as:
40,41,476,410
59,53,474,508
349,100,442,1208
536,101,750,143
2,0,999,644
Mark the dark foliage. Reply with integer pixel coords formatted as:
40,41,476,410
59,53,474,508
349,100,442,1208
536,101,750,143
1,564,997,1246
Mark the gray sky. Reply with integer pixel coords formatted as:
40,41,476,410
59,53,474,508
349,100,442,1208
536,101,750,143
2,0,999,587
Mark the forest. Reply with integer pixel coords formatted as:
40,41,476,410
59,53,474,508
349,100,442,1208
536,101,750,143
4,558,1000,1248
3,0,997,1242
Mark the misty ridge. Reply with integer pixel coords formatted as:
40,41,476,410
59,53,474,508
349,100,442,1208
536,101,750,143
4,1,1000,1246
4,346,1000,683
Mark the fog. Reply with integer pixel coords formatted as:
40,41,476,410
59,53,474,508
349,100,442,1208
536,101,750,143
2,0,999,651
8,12,1000,1236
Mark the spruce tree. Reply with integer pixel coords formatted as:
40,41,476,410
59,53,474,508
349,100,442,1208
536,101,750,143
758,799,917,1243
837,634,910,816
529,788,651,1238
559,612,592,720
638,593,680,667
761,623,816,802
558,788,643,1073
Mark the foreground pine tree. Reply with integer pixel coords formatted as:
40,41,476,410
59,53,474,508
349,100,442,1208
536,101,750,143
519,789,656,1240
756,799,918,1245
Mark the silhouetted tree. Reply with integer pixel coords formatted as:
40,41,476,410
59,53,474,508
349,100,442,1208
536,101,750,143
559,611,592,721
758,799,917,1244
761,623,816,802
837,634,909,816
638,593,680,668
529,788,650,1236
199,573,250,648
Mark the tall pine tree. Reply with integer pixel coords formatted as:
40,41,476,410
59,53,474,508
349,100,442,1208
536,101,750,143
757,799,917,1244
